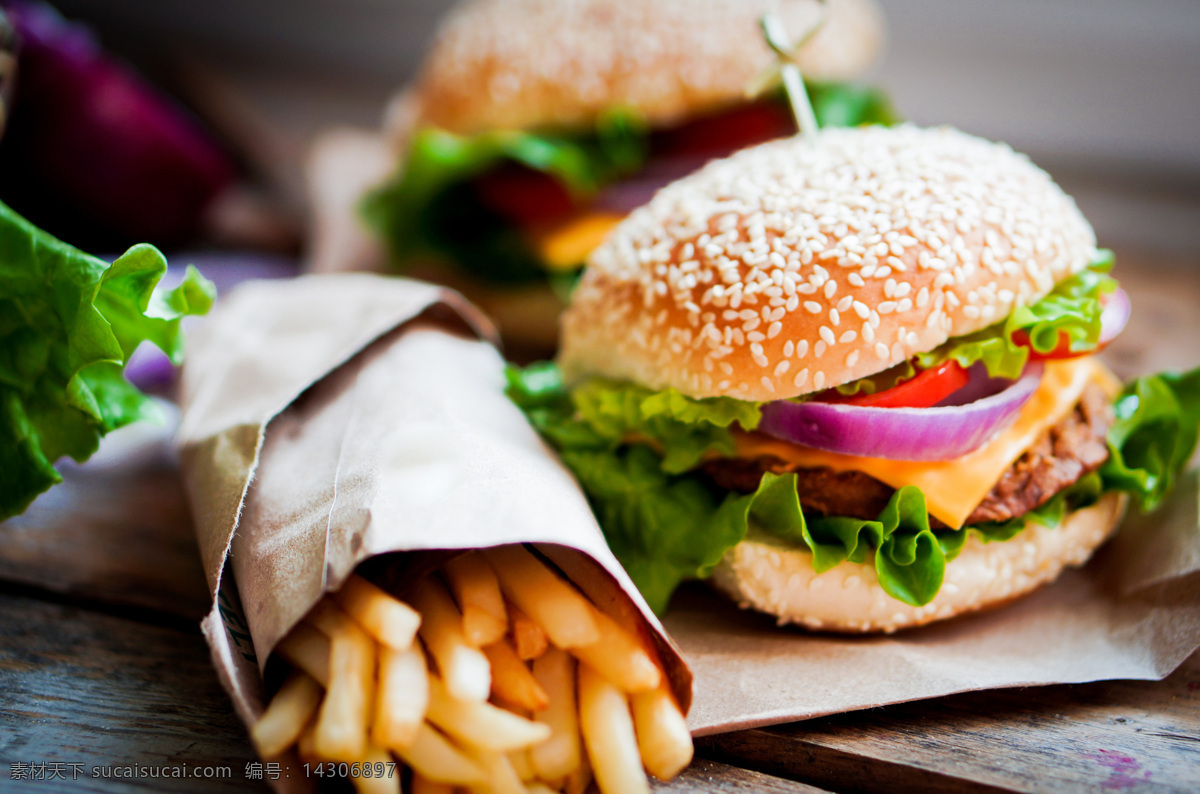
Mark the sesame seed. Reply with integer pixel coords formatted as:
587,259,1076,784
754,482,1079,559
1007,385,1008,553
796,340,809,359
819,326,836,346
565,125,1096,401
794,368,809,388
813,371,826,390
840,330,857,344
875,342,890,359
846,350,860,367
774,360,790,376
815,340,827,358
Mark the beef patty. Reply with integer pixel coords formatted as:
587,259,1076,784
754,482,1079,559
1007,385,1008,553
702,381,1114,529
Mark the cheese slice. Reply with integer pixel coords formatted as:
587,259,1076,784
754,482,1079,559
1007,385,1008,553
533,212,625,271
733,357,1121,528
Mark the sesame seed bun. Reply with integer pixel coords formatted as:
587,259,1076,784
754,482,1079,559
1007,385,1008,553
559,125,1099,400
412,0,886,135
710,492,1126,633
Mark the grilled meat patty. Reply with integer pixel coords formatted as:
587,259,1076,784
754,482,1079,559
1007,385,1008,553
703,382,1114,529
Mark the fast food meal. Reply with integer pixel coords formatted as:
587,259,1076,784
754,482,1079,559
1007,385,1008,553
253,548,691,794
508,123,1200,631
176,277,694,792
360,0,893,352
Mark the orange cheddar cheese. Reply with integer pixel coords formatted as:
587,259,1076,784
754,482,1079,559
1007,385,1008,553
733,357,1122,528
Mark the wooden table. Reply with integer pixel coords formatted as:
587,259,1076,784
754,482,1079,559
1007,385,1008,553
2,249,1199,793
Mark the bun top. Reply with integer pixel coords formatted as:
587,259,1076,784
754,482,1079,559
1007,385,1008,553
559,125,1098,401
412,0,885,135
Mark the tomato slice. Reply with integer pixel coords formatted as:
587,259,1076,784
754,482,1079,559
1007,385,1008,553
651,100,795,159
821,360,970,408
472,163,578,228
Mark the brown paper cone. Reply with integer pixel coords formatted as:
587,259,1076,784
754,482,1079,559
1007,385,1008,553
175,274,692,758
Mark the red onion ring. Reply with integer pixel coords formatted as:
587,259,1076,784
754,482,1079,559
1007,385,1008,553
1099,287,1130,347
758,363,1044,461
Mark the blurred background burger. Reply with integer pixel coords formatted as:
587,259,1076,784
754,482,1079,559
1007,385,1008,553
354,0,891,355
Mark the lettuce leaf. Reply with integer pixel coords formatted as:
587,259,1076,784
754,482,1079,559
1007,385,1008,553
0,200,215,520
915,253,1117,379
360,112,649,285
1101,368,1200,511
361,86,897,285
509,359,1200,614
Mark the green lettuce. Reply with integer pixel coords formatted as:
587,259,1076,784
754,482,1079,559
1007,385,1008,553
916,252,1118,379
0,200,215,520
360,112,649,285
1101,369,1200,512
509,359,1200,613
361,87,899,286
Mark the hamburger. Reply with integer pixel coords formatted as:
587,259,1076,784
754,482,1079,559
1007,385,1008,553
360,0,893,354
508,124,1200,632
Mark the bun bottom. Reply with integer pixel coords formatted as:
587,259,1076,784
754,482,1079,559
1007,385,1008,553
710,492,1127,634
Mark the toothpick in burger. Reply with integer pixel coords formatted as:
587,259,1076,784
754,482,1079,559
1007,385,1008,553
361,0,893,354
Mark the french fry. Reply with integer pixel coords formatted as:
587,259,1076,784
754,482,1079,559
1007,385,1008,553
528,784,559,794
563,744,592,794
252,671,323,758
305,597,354,637
631,685,693,780
411,774,455,794
425,676,551,751
444,554,508,647
571,606,661,693
508,603,549,661
411,577,492,701
351,745,402,794
275,623,330,686
334,574,422,650
460,744,527,794
508,748,534,781
391,723,487,785
372,643,428,749
529,648,581,783
297,717,320,760
578,664,649,794
483,638,550,712
314,604,376,761
483,546,600,648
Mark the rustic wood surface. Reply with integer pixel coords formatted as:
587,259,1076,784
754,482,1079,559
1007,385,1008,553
0,247,1198,792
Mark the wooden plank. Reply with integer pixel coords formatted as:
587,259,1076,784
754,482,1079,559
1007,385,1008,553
0,592,262,792
0,424,210,622
655,758,831,793
698,648,1200,793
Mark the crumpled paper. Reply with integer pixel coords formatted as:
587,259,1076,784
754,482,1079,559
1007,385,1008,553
175,274,691,751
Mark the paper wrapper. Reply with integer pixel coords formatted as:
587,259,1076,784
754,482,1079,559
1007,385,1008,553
175,273,692,748
669,466,1200,735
